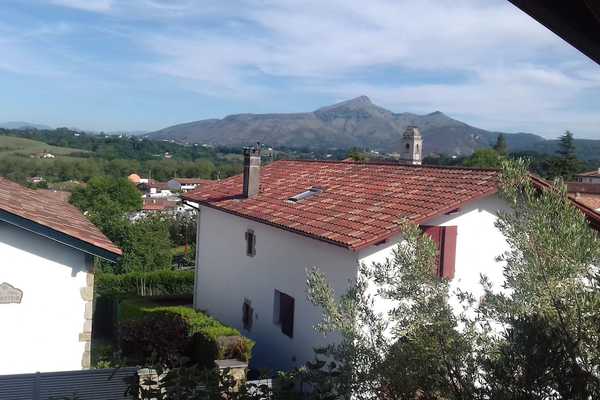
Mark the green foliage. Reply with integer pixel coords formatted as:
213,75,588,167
493,134,508,156
463,148,502,169
305,223,477,399
119,298,254,367
347,148,367,161
70,176,142,219
552,130,585,180
477,158,600,398
117,215,173,275
96,270,195,298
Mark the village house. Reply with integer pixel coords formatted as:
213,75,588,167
183,130,600,372
137,179,173,198
167,177,212,192
0,178,121,375
575,168,600,184
567,182,600,211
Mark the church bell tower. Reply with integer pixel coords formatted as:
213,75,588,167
400,126,422,165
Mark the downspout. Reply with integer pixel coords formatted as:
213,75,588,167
184,201,202,310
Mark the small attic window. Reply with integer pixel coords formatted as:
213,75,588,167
288,186,323,203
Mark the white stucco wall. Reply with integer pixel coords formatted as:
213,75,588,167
195,194,511,372
195,206,359,371
0,221,90,375
358,194,511,316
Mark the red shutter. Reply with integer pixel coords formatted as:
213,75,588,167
420,225,443,276
441,226,457,280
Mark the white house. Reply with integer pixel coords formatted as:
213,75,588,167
0,178,121,375
167,178,212,192
576,169,600,184
183,140,600,372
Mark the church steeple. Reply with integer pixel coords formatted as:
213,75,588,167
400,126,422,165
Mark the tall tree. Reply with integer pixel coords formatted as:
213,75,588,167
494,134,508,156
463,148,502,169
554,130,582,179
476,159,600,398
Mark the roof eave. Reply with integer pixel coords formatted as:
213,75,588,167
0,209,122,263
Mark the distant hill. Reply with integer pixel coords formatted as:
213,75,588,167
0,121,52,130
0,135,87,158
147,96,558,156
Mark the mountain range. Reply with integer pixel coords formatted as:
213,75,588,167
0,121,52,130
146,96,565,157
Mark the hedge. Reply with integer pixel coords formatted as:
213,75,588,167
119,297,254,366
95,270,195,298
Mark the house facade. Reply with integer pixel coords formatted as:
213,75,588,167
184,148,600,372
0,178,121,375
168,178,212,192
576,169,600,184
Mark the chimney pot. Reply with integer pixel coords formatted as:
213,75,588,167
242,143,261,198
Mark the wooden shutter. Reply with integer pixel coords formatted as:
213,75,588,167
279,293,295,338
243,301,253,331
441,226,457,280
245,230,256,257
420,225,457,280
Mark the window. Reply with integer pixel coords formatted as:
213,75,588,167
420,225,457,279
242,299,253,331
245,229,256,257
273,290,295,338
288,186,323,203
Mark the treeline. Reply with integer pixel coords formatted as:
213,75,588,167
425,132,600,180
0,155,241,184
0,128,214,161
0,128,243,184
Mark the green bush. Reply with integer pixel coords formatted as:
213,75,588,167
96,270,195,298
118,298,254,367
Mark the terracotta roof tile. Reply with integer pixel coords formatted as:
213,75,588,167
183,160,499,250
0,177,122,256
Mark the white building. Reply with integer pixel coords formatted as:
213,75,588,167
167,178,212,192
183,149,600,372
576,169,600,184
0,178,121,375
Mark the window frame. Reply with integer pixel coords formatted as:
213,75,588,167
245,229,256,257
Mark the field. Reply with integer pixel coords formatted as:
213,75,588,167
0,135,88,158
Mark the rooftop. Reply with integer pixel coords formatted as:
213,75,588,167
576,169,600,178
183,160,499,250
0,177,122,260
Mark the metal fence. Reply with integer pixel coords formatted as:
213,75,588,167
0,367,138,400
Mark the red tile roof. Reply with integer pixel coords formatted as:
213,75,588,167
567,182,600,195
143,198,179,211
576,169,600,177
0,177,122,257
183,161,500,250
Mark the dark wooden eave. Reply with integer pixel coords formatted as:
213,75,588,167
508,0,600,65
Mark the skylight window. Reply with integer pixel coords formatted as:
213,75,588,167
288,186,323,203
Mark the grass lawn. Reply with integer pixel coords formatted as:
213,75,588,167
0,135,89,158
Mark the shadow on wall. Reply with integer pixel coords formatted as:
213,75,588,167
0,220,87,276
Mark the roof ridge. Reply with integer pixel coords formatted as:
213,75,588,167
272,159,500,172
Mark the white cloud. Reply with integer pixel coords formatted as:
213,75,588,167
49,0,113,12
9,0,600,136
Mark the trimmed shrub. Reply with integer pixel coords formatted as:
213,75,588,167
118,298,254,367
96,270,195,298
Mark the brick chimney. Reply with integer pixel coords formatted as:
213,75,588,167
242,143,261,198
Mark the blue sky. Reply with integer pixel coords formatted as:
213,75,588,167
1,0,599,138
